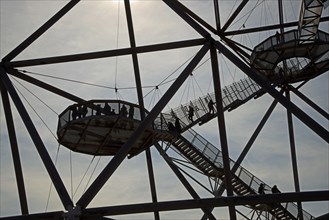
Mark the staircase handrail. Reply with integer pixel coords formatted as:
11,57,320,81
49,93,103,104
166,77,263,130
157,113,314,219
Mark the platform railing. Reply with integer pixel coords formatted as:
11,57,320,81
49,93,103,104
57,100,148,130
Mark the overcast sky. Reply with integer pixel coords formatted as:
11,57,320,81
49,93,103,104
0,0,328,219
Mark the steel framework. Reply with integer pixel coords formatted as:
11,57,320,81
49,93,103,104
0,0,328,219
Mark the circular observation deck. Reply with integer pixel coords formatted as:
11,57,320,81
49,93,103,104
57,100,173,156
251,29,329,84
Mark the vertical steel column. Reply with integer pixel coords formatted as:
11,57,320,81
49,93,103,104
278,0,285,34
154,143,216,220
0,82,29,215
77,43,210,208
124,1,159,219
213,0,221,32
279,1,303,217
210,44,236,220
124,0,144,110
0,67,73,209
285,88,303,220
2,0,80,62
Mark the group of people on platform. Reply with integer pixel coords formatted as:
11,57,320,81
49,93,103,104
70,102,135,121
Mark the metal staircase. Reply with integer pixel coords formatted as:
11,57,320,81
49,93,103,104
150,75,315,219
298,0,328,43
154,119,314,220
165,77,265,131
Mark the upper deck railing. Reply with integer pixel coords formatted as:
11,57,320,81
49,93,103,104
58,100,149,130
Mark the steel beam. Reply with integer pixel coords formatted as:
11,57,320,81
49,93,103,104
0,211,64,220
124,1,159,219
211,90,282,201
0,82,29,215
285,88,303,220
163,0,210,38
223,16,329,36
5,39,205,68
213,0,221,32
166,0,217,34
7,69,84,103
221,0,249,32
0,67,73,209
81,191,329,217
213,40,329,143
144,149,160,220
124,0,144,110
76,43,210,208
289,85,329,120
2,0,80,62
209,44,236,220
3,191,327,219
155,143,216,220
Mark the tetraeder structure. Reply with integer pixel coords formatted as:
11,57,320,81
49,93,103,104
0,0,328,220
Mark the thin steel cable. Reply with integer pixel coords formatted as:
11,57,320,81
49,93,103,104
12,75,58,116
11,77,58,140
20,70,117,90
70,150,73,200
83,156,102,194
73,156,96,199
114,2,121,92
230,0,263,28
45,144,61,211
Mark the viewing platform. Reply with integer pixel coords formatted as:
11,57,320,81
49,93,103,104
251,29,329,84
58,100,169,156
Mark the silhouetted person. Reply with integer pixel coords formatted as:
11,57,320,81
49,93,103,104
208,99,215,114
168,122,175,132
71,105,78,120
120,105,128,117
77,105,82,118
276,31,280,43
175,118,181,133
104,102,111,115
96,104,101,115
128,106,134,119
110,109,116,115
81,104,88,117
271,185,280,194
188,105,194,122
258,183,266,195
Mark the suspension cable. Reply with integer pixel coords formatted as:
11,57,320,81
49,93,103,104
73,156,96,199
12,74,58,115
11,77,58,140
45,144,61,211
70,150,73,200
114,1,121,97
230,0,263,28
83,156,102,193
